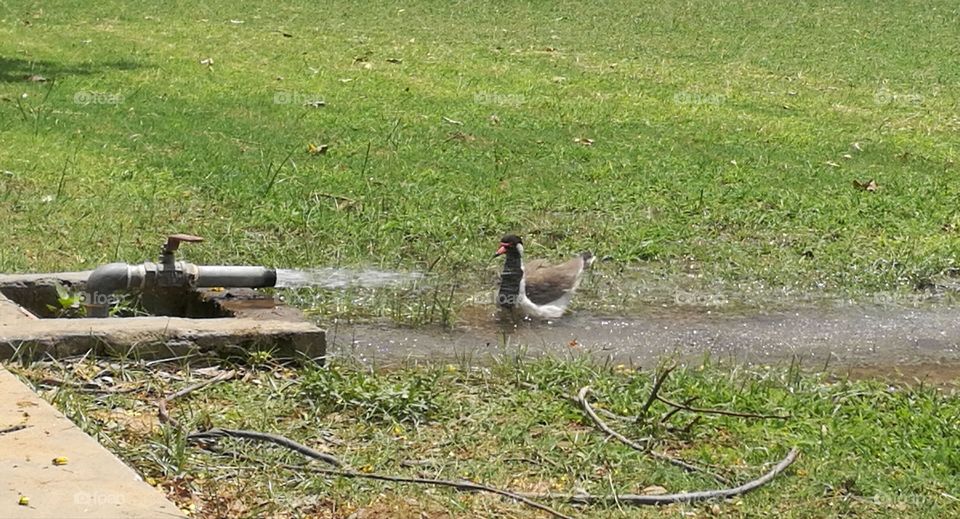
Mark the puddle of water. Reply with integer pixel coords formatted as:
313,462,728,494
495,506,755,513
278,263,960,381
275,268,423,290
325,302,960,382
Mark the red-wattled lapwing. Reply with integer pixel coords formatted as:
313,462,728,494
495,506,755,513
494,234,593,319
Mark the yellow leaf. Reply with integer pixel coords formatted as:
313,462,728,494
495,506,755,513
18,496,29,506
307,143,329,155
52,456,69,466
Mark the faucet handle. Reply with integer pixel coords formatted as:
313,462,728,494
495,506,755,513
163,234,204,254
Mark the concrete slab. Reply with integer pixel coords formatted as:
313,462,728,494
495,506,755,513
0,366,186,518
0,316,325,361
0,271,326,361
0,293,38,323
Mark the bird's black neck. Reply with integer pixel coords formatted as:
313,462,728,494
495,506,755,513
497,250,524,308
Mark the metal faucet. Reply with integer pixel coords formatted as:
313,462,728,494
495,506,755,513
84,234,276,317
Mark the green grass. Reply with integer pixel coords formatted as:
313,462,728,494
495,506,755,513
2,1,960,318
10,356,960,518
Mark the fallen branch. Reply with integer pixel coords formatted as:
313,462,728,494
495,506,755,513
656,395,790,420
36,377,141,394
577,387,729,484
280,463,574,519
638,364,676,418
517,447,799,505
158,370,237,428
661,396,698,423
188,428,342,468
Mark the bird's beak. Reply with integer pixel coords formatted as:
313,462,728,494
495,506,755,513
494,244,509,257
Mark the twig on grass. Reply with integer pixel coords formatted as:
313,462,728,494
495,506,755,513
661,396,698,423
577,386,729,484
516,448,800,505
279,463,575,519
638,364,676,418
157,370,237,428
188,428,342,468
656,395,791,420
37,377,142,394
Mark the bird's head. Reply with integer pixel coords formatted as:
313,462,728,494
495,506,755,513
494,234,523,257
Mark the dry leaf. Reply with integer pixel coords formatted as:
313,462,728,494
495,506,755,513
304,100,326,108
574,137,594,146
386,57,403,64
199,58,214,66
642,485,669,495
489,114,501,125
825,161,840,167
446,131,475,143
853,179,878,192
852,142,863,152
24,74,47,82
842,153,853,159
551,76,567,83
307,143,329,155
441,116,463,125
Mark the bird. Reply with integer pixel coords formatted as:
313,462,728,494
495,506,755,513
494,234,594,319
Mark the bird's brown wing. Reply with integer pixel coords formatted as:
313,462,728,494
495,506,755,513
523,256,585,305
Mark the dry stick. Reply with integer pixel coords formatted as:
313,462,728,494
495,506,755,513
661,396,699,424
638,364,676,418
38,377,141,394
655,395,791,420
188,428,342,468
516,448,800,505
158,370,237,428
280,463,575,519
577,387,729,485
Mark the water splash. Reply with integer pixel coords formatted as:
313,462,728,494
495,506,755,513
275,268,424,289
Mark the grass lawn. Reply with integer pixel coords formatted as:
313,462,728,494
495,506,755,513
2,1,959,312
9,356,960,518
3,2,960,517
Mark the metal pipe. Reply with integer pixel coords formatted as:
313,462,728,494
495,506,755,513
84,263,146,317
196,266,277,288
84,262,277,317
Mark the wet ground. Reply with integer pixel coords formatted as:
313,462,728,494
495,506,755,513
325,303,960,383
279,267,960,382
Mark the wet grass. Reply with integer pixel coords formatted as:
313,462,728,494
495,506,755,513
9,356,960,518
2,1,960,319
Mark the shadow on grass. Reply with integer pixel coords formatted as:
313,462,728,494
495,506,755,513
0,56,142,83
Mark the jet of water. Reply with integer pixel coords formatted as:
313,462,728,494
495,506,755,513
275,268,424,289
